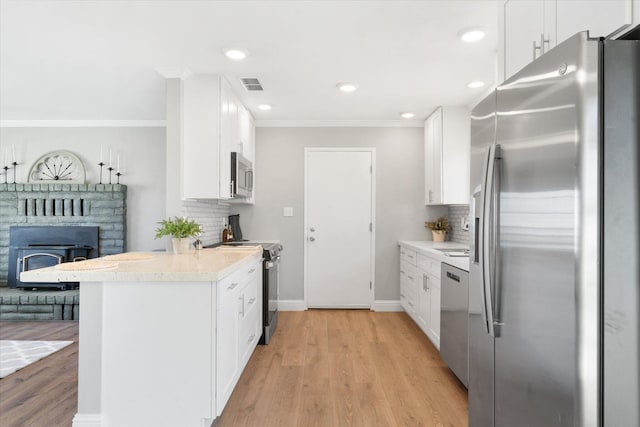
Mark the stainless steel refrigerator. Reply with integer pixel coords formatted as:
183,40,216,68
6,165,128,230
468,32,639,427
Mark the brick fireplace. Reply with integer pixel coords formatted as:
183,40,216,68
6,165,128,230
0,183,127,287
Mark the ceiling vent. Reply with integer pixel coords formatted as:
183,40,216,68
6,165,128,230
240,78,263,91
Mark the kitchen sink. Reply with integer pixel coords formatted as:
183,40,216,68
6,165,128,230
436,248,470,257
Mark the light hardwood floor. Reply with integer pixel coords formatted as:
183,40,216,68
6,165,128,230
217,310,468,427
0,311,468,427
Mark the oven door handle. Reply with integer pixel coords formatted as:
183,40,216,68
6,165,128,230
21,253,64,273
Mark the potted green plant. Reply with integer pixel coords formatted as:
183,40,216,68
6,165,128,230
425,216,450,242
155,216,203,254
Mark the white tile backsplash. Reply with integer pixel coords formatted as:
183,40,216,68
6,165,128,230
447,204,470,245
181,200,230,246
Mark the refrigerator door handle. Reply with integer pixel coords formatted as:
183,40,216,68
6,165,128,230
481,144,497,337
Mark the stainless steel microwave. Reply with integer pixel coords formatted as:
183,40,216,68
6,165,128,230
230,152,253,198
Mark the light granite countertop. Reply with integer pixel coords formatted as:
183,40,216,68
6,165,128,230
398,240,470,271
19,246,263,283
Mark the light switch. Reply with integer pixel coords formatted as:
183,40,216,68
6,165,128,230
283,207,294,217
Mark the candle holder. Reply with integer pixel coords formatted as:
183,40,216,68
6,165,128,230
108,166,114,184
11,162,18,184
116,172,122,184
2,165,8,184
98,162,105,184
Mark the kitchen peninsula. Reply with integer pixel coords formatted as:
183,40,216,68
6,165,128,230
20,247,263,427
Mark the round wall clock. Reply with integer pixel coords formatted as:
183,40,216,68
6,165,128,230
28,150,86,183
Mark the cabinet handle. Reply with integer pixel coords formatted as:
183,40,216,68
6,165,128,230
423,274,429,291
239,295,245,317
408,301,414,308
533,33,550,60
248,268,255,274
408,275,414,281
248,334,256,343
228,282,239,290
400,293,405,299
248,297,256,306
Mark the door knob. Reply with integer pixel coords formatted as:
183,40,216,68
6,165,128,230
309,237,316,242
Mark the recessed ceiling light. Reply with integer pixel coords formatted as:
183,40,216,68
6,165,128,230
459,28,486,43
401,112,415,119
224,48,249,60
337,82,358,93
467,81,486,88
258,104,272,111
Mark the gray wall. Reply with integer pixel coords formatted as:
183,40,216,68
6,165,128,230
0,127,166,251
233,127,446,302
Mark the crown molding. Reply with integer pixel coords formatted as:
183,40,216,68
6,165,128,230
0,120,166,128
254,119,424,128
155,67,194,79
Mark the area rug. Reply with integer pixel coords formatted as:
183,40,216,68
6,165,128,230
0,340,73,379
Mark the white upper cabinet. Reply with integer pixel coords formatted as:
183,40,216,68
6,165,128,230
502,0,555,82
182,74,224,200
182,75,254,200
501,0,637,82
556,0,633,42
424,106,470,206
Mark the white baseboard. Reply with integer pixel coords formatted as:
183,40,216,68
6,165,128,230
372,300,403,312
278,300,307,311
72,413,103,427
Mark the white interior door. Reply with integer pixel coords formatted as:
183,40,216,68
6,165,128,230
305,148,374,308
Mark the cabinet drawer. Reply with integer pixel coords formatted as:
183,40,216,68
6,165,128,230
418,254,441,279
219,260,260,296
403,263,418,291
400,247,417,265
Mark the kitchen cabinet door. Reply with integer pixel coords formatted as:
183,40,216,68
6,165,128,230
556,0,633,42
424,109,442,204
428,274,441,349
182,74,222,199
503,0,555,81
219,78,235,199
216,278,240,414
424,107,470,206
417,270,430,331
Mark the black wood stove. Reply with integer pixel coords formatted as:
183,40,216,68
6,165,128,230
8,226,100,290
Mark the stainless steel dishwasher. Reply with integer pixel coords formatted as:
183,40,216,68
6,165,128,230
440,263,469,387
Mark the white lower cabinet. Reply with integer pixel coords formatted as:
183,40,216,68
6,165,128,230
400,248,418,317
216,259,262,416
400,246,441,349
418,254,440,350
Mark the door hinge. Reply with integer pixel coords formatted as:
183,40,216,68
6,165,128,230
370,281,372,290
369,222,373,232
370,165,373,174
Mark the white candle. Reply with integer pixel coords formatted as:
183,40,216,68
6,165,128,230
108,149,112,167
100,145,103,163
117,153,120,173
3,148,7,167
12,145,15,163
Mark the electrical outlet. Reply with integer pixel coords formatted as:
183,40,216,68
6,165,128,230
461,216,469,231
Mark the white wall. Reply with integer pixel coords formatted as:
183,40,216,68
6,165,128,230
0,127,166,251
232,127,446,302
